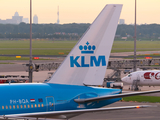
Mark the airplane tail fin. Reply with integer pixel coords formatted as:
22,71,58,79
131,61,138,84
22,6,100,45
48,4,122,86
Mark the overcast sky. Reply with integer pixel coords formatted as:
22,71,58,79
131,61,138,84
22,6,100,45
0,0,160,24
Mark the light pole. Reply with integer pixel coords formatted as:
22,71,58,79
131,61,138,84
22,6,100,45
133,0,137,72
29,0,33,82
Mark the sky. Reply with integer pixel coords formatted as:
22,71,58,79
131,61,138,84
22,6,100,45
0,0,160,24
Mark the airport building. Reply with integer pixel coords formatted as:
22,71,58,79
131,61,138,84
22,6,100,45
12,11,23,24
119,19,125,24
23,18,29,23
0,12,24,24
33,15,38,24
0,19,17,24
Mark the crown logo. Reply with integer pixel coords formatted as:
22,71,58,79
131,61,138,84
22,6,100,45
79,41,96,54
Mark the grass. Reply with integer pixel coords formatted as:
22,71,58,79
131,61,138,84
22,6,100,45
123,95,160,103
0,40,73,55
111,41,160,53
0,39,76,48
0,39,160,56
0,49,71,55
0,62,14,64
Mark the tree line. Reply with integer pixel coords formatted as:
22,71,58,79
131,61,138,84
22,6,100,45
0,22,160,40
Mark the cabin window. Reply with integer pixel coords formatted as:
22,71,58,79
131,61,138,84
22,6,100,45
38,104,40,107
41,104,44,107
24,105,26,108
6,106,8,109
9,105,12,109
35,104,37,108
2,106,4,109
17,105,19,109
28,104,30,108
31,104,33,108
21,105,23,108
13,105,15,109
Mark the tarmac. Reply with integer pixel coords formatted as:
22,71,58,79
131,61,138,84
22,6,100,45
71,102,160,120
1,59,160,120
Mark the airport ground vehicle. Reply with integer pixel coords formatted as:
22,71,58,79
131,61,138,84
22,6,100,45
106,82,123,89
0,75,28,84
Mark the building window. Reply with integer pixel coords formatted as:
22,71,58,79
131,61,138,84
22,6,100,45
31,104,33,108
21,105,23,108
38,104,40,107
35,104,37,108
17,105,19,109
24,105,26,108
41,104,44,107
2,106,4,109
6,106,8,109
9,105,12,109
13,105,15,109
28,104,30,108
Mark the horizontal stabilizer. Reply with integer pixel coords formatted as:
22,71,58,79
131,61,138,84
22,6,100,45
74,89,160,103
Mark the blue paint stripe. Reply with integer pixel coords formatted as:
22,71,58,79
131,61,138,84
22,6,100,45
81,51,94,54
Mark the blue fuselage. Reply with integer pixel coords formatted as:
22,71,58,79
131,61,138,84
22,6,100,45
0,83,121,115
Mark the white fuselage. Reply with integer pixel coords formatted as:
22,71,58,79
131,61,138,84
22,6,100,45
122,70,160,86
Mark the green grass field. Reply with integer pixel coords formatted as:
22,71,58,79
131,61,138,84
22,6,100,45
0,39,160,56
123,95,160,103
112,41,160,53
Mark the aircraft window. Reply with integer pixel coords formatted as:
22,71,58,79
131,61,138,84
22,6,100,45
13,105,15,109
17,105,19,109
2,106,4,109
9,105,12,109
128,74,132,77
28,104,30,108
41,104,44,107
38,104,40,107
21,105,23,108
31,104,33,108
24,105,26,108
35,104,37,108
6,106,8,109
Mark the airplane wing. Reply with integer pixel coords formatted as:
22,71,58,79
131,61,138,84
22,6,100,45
1,105,152,119
74,89,160,103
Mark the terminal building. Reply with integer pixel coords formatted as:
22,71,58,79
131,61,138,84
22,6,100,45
23,18,29,23
12,11,23,24
0,12,26,24
33,15,38,24
119,19,125,24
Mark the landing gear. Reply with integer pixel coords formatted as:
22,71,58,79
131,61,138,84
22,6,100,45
131,80,140,91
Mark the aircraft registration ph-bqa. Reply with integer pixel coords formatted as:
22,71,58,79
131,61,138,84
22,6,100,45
1,4,160,120
122,70,160,86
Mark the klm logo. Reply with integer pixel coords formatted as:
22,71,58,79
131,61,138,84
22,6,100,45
70,41,106,67
70,56,106,67
79,41,96,54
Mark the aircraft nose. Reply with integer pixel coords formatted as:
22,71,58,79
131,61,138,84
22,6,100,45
121,76,127,83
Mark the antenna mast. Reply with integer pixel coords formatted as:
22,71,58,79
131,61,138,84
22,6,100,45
57,6,60,24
